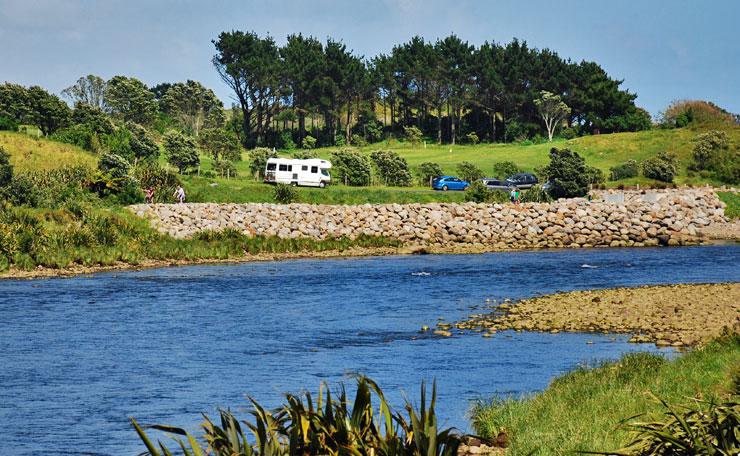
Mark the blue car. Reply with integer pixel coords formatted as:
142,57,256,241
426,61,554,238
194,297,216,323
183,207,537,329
432,175,470,191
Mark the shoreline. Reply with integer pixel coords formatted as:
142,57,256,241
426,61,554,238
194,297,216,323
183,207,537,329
1,237,736,280
454,282,740,347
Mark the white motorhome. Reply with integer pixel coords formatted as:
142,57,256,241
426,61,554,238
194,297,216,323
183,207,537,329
264,158,332,188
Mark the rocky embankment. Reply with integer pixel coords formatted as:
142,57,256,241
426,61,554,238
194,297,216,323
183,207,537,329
130,188,729,249
454,283,740,347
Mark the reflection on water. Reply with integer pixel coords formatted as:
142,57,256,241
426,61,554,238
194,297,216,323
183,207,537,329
0,245,738,455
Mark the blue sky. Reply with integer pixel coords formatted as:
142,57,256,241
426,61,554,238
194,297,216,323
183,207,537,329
1,0,738,117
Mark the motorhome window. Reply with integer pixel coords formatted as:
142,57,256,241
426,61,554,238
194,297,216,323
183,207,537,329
267,163,276,171
321,168,329,176
311,166,318,173
278,164,288,171
302,165,308,171
288,165,293,171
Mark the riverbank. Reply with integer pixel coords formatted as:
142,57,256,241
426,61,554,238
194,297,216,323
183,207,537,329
455,282,740,347
471,333,739,455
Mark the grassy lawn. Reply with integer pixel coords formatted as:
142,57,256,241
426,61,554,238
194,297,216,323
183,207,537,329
3,125,737,205
471,334,739,455
718,191,740,219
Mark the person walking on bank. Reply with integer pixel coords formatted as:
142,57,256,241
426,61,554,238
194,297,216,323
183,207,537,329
145,186,154,204
510,186,519,204
174,186,186,204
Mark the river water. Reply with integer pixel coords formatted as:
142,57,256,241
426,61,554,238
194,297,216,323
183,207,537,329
1,245,738,455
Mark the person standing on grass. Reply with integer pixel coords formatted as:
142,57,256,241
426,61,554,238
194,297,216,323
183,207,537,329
510,186,518,204
174,186,186,203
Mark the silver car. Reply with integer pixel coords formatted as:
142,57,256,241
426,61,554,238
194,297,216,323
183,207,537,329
479,178,512,191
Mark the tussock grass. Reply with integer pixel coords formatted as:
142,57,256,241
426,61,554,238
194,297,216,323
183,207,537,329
0,204,401,272
471,334,740,455
718,191,739,219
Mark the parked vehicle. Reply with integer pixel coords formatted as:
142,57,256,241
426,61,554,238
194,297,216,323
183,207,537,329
432,176,470,191
505,173,538,189
264,158,332,188
479,178,512,191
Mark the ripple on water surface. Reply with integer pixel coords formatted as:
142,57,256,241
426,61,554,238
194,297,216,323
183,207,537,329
1,245,739,455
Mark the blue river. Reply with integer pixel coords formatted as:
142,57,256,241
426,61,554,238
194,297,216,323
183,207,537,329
1,245,738,455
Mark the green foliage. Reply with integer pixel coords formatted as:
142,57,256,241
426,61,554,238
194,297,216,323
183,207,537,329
608,393,739,456
132,162,181,203
164,131,199,174
370,149,412,186
0,83,71,135
273,182,298,203
351,133,368,147
492,161,521,179
416,161,443,185
520,184,553,203
61,74,107,109
199,128,242,161
609,159,640,181
213,159,237,178
0,146,12,187
0,116,19,131
248,147,278,179
456,161,484,183
2,165,94,208
404,125,423,145
291,150,317,159
97,152,131,179
279,130,295,150
642,151,679,183
534,91,571,141
126,122,159,162
691,130,728,170
471,335,740,456
718,192,739,219
131,376,463,456
330,148,372,186
585,165,605,184
51,124,97,151
541,147,590,198
465,181,508,203
105,75,158,125
160,80,224,135
302,135,317,149
466,132,480,144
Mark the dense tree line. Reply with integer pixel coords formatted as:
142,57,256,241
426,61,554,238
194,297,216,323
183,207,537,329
213,32,651,148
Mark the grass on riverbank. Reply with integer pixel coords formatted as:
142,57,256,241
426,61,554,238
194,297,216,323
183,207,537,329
471,334,740,455
718,191,740,219
0,203,401,272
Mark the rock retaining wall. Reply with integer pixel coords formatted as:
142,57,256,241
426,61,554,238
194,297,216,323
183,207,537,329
129,188,728,249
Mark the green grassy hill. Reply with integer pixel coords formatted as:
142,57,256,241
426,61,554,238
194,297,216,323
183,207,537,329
3,124,737,205
0,131,97,172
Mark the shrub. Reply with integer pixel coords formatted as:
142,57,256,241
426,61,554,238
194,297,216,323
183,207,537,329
199,128,241,162
51,124,97,151
291,150,316,159
691,130,729,171
2,174,39,207
132,163,181,203
541,148,590,199
0,116,19,131
279,130,296,150
164,131,199,174
416,162,443,186
560,127,577,139
466,132,480,144
456,161,484,183
492,161,521,179
98,153,131,179
585,166,605,185
213,159,237,178
330,148,372,186
711,149,740,184
126,122,159,163
350,133,367,147
0,146,12,187
334,134,346,147
464,181,508,203
248,147,278,179
642,151,679,183
520,184,553,203
404,125,423,145
609,160,639,181
369,150,412,186
302,135,317,149
365,120,383,143
273,182,298,204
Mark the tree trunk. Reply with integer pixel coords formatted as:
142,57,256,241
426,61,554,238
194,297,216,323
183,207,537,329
450,102,456,146
437,104,442,144
298,112,305,145
345,101,352,144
